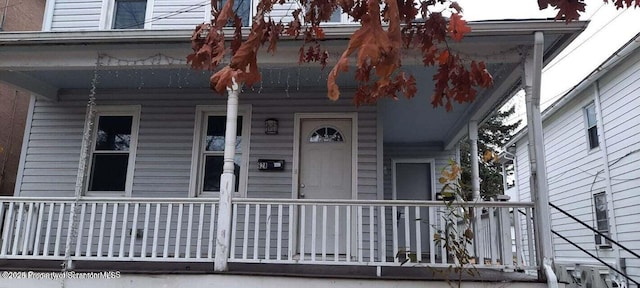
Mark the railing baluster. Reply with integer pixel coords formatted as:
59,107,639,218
185,203,194,259
265,204,272,260
300,205,305,261
287,204,293,261
429,206,435,264
152,203,161,258
119,203,129,258
253,204,260,260
22,203,34,255
97,203,107,257
43,204,54,257
230,203,238,259
12,202,24,255
489,206,497,265
129,203,140,258
369,205,374,262
242,203,250,260
277,204,283,261
85,203,96,257
163,204,172,258
108,203,118,258
321,205,327,261
208,203,216,259
357,205,363,263
196,203,205,259
0,201,7,256
391,206,398,263
75,203,86,257
140,203,150,258
379,206,386,263
54,203,65,257
514,208,523,268
525,207,535,267
33,203,44,256
345,205,351,262
174,204,183,259
334,206,339,262
415,206,421,263
311,205,316,262
403,206,410,261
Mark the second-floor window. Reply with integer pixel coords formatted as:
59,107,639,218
113,0,147,29
584,103,599,150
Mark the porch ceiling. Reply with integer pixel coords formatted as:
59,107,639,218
0,20,587,147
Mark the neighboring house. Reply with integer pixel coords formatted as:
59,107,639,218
0,0,45,196
505,34,640,287
0,1,587,287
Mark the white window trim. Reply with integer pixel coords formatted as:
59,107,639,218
100,0,155,30
189,105,252,198
583,102,599,151
84,105,141,197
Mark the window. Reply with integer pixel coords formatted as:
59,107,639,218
585,103,599,149
113,0,147,29
593,192,611,248
309,126,344,142
190,106,251,197
86,106,140,196
220,0,251,26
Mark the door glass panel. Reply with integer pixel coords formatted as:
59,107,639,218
309,126,344,143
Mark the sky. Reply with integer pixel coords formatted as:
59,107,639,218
456,0,640,124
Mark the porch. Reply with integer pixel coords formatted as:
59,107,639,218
0,197,538,275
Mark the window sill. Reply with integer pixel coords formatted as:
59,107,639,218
84,191,127,198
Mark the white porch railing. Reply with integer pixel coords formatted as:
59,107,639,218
0,197,537,270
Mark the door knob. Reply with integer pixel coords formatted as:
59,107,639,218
300,183,305,188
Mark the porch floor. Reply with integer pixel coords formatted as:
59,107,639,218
0,260,539,283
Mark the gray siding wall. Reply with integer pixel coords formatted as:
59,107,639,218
513,48,640,281
18,89,377,199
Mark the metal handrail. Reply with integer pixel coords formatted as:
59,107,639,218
553,230,639,286
517,208,639,286
550,202,640,259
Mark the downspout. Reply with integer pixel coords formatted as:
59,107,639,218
214,78,240,272
593,80,623,273
524,31,554,279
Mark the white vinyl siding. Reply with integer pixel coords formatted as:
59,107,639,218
49,0,103,30
17,90,379,200
512,47,640,282
148,0,208,30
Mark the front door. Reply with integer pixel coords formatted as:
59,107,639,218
298,118,352,257
393,161,433,261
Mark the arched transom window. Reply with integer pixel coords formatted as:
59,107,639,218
309,126,344,143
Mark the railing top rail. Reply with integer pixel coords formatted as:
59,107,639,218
0,197,221,203
0,196,535,208
233,198,535,207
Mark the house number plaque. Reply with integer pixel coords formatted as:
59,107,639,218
258,159,285,171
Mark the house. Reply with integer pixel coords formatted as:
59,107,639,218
0,0,45,196
0,0,588,286
504,33,640,287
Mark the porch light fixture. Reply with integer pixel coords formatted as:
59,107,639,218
265,118,278,135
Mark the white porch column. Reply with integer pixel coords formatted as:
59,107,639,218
468,120,484,262
523,31,554,274
468,120,480,201
214,79,241,272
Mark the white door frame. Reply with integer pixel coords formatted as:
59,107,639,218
292,113,358,200
291,113,358,258
391,158,436,201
